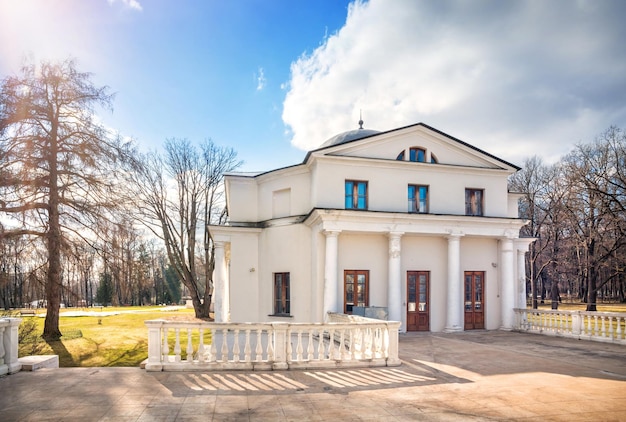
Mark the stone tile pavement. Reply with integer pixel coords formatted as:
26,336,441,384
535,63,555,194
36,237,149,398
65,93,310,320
1,331,625,421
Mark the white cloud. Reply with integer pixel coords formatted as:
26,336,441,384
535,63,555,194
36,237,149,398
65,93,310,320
256,67,266,91
108,0,142,11
282,0,626,164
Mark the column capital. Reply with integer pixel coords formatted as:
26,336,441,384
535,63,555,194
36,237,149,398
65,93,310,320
445,232,464,241
387,231,404,239
323,230,341,238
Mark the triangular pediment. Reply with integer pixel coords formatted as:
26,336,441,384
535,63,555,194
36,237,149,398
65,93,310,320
306,123,519,171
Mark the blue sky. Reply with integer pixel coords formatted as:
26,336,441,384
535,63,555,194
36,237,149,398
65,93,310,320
1,0,625,172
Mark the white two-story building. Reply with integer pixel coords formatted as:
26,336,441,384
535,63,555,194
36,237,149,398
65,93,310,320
210,122,532,332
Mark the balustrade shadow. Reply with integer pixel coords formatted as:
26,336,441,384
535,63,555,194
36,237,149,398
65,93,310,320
150,359,470,397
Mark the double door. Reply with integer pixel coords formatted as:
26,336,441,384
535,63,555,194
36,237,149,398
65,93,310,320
407,271,429,331
464,271,485,330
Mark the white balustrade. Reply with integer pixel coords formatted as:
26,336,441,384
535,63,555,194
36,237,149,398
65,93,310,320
514,309,626,345
145,314,401,372
0,318,23,375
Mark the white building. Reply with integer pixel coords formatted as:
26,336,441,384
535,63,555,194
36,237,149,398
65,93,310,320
210,122,532,332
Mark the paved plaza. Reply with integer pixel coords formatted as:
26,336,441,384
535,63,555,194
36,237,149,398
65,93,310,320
1,330,625,421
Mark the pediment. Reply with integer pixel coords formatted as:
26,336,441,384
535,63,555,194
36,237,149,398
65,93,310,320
307,123,519,171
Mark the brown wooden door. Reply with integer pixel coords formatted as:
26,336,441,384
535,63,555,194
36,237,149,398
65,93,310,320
344,270,369,314
464,271,485,330
407,271,429,331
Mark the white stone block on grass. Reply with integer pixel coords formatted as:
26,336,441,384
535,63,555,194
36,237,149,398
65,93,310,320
19,355,59,371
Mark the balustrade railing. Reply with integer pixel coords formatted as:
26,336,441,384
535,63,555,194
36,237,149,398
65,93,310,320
145,313,401,372
0,318,23,375
514,308,626,345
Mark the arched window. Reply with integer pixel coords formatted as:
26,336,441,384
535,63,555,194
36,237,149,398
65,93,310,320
409,147,426,162
396,151,405,161
430,153,438,164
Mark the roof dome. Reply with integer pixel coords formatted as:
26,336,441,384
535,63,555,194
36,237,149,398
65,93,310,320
320,118,380,148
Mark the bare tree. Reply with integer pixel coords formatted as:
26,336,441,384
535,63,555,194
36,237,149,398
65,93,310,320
0,59,129,338
128,138,241,318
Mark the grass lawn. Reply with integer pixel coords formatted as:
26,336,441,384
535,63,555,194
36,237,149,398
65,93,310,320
17,306,199,367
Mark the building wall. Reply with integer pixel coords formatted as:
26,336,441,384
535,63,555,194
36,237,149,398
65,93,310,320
401,236,447,332
460,237,501,330
310,158,511,217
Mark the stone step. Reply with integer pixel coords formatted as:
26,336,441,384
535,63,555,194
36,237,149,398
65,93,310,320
18,355,59,371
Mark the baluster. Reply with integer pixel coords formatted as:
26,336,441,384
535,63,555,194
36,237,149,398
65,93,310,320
336,328,344,360
233,329,241,362
209,328,217,362
0,325,6,365
286,328,293,362
594,316,599,337
307,330,314,360
198,329,205,363
244,329,252,362
617,317,623,340
586,314,592,335
255,329,264,362
327,328,335,360
349,329,356,360
601,316,607,338
317,328,325,360
186,328,194,362
375,328,383,358
296,330,303,361
607,317,614,339
162,327,169,362
221,328,229,361
266,329,274,361
174,329,181,362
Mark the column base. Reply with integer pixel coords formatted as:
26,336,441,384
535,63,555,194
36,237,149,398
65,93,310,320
443,326,463,333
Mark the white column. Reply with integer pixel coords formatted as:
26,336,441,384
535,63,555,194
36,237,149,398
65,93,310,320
213,240,229,323
387,232,404,325
323,230,340,320
445,234,463,332
517,247,527,310
500,238,515,330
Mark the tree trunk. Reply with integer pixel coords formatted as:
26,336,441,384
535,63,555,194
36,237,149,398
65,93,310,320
43,125,62,339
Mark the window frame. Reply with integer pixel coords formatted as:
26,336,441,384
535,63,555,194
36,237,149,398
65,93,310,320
345,180,368,210
273,272,290,316
465,188,484,216
343,270,369,314
409,147,426,162
408,184,429,213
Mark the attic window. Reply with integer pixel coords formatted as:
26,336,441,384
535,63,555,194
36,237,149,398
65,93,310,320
409,148,426,162
397,147,437,163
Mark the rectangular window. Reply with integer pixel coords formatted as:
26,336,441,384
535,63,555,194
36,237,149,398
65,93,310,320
345,180,368,210
408,185,429,213
273,272,290,315
465,189,484,216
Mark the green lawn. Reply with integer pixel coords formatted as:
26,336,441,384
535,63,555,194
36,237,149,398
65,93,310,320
17,306,198,367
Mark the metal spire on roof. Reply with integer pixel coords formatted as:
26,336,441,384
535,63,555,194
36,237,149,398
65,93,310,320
358,110,364,129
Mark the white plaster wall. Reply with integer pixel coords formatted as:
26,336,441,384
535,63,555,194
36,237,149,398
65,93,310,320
227,232,260,323
256,170,311,221
226,178,258,222
459,237,501,330
311,158,511,217
401,236,447,332
257,224,312,323
336,233,388,309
